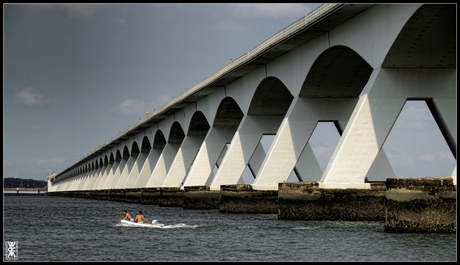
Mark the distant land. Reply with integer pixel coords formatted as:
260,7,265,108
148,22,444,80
4,177,47,189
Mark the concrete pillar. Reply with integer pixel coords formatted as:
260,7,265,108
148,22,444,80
115,156,136,189
81,167,99,190
124,152,148,188
210,115,284,190
134,148,163,188
96,163,113,190
365,147,396,181
162,134,206,187
108,159,127,189
321,68,456,188
252,97,357,190
66,174,79,191
247,141,267,179
90,165,107,190
146,143,181,187
183,127,235,187
85,166,103,190
451,167,456,185
80,170,95,190
101,161,119,189
292,143,322,182
72,173,87,191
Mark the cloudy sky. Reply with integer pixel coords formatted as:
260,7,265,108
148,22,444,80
3,3,456,183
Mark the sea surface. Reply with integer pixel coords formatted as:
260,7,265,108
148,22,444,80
3,195,457,262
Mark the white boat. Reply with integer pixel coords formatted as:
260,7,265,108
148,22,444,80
119,219,164,228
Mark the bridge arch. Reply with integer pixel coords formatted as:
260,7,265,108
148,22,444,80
109,152,115,164
122,145,130,160
248,77,293,116
153,130,167,149
188,111,210,136
300,45,373,98
131,141,140,157
168,122,185,144
382,4,455,68
213,97,244,128
141,136,152,153
114,150,121,163
210,77,293,188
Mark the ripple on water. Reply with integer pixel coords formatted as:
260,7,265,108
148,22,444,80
4,196,456,262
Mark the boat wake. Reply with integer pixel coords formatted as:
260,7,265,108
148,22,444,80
115,220,200,229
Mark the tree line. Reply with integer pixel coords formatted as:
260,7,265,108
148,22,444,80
4,178,47,188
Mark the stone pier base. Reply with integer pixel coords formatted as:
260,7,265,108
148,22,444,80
126,188,142,203
141,188,160,204
278,182,386,221
95,190,110,200
109,189,126,202
158,187,184,207
385,177,456,233
219,184,278,214
184,186,220,209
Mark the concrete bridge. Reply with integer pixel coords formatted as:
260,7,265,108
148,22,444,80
48,3,455,192
47,3,456,232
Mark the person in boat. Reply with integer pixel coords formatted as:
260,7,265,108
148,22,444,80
135,211,151,224
120,210,134,222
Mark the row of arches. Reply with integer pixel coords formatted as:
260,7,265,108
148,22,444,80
50,4,456,191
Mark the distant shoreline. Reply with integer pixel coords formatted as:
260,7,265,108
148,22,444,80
4,187,47,191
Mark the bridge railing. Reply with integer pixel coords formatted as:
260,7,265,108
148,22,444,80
205,3,343,87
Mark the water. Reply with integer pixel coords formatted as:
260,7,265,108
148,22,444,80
3,196,456,261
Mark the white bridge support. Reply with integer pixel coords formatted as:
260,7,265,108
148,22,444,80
48,4,456,193
183,127,236,187
162,135,206,187
252,97,356,190
321,68,456,189
146,143,182,187
134,147,163,187
209,115,284,190
124,152,148,188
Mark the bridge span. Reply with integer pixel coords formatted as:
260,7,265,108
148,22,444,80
47,4,456,232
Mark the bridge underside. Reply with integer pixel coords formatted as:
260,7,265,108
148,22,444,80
49,4,456,193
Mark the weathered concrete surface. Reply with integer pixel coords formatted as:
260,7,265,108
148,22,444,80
141,188,160,204
278,182,386,221
125,188,142,203
109,189,126,202
158,187,184,207
219,184,278,214
91,190,110,200
183,186,220,209
385,177,456,233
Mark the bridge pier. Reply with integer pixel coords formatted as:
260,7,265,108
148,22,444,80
183,186,220,209
278,182,386,221
158,187,184,207
109,189,126,202
219,184,278,214
385,177,456,233
141,187,160,204
125,188,142,203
